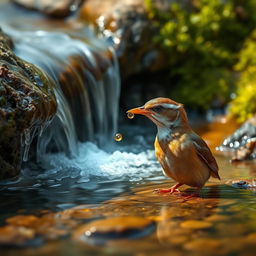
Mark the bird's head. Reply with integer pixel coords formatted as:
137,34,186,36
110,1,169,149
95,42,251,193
127,97,189,129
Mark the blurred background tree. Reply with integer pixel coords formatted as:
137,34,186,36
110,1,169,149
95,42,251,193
229,30,256,122
145,0,256,120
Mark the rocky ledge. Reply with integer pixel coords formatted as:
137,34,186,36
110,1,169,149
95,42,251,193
0,28,57,179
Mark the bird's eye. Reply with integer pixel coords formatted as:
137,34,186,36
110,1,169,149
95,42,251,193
150,106,164,112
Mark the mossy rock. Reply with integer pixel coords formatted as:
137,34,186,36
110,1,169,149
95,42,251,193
0,28,57,179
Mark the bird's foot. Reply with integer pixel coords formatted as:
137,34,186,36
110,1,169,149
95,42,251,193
153,183,183,194
153,188,180,194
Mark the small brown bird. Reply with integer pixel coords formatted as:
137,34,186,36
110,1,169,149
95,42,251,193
127,97,220,194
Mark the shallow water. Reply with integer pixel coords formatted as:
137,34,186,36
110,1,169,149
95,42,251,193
1,119,256,255
0,125,158,216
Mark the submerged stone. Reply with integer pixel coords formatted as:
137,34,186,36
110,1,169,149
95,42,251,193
228,179,256,191
180,220,212,229
0,28,57,179
73,216,155,244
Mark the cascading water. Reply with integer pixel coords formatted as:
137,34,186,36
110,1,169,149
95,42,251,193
0,1,160,211
2,26,120,158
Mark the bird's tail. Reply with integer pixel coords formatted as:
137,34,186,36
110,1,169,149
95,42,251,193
211,171,221,180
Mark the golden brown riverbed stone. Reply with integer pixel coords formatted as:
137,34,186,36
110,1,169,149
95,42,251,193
180,220,213,229
73,216,154,243
0,225,35,245
60,208,94,219
6,215,39,227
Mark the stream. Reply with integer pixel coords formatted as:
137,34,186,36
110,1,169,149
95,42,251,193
1,1,256,255
1,120,256,255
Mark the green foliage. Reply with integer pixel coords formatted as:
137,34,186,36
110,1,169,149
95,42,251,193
145,0,256,110
229,30,256,122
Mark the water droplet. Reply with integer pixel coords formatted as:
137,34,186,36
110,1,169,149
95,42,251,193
115,133,123,142
127,112,134,119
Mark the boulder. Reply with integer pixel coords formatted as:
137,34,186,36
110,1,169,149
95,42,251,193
0,28,57,179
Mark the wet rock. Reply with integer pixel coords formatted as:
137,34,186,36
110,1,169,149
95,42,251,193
4,213,69,243
0,28,57,179
218,115,256,161
79,0,167,80
60,208,94,220
73,216,155,245
180,220,212,230
232,138,256,162
231,180,251,189
12,0,83,18
227,179,256,191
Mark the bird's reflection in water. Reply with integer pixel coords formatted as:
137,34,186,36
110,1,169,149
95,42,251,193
156,189,220,245
155,182,256,254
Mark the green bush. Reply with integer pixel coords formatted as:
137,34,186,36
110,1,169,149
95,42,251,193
229,30,256,122
145,0,256,110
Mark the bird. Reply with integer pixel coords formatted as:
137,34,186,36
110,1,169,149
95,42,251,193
127,97,220,194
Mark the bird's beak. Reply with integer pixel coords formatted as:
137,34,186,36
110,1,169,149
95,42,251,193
127,107,151,116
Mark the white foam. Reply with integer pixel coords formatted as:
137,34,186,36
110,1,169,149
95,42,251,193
39,142,161,182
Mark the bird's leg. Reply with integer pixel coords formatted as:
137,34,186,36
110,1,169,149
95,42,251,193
154,183,183,194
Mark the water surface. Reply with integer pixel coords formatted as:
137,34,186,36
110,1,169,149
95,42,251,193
1,120,256,255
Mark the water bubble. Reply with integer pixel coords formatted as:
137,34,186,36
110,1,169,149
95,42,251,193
114,133,123,142
127,112,134,119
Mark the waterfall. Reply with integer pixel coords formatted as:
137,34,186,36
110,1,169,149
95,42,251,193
0,1,160,198
1,23,120,160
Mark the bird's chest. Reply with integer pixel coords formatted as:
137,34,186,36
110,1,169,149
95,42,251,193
155,136,195,177
156,138,187,161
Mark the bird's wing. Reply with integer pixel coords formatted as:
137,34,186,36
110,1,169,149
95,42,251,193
191,133,220,180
